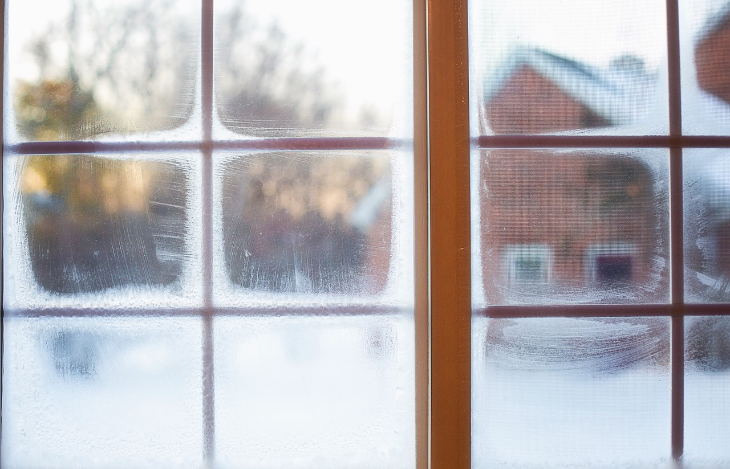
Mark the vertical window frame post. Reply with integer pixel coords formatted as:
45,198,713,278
428,0,472,467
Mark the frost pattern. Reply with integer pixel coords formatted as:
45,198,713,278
472,317,671,468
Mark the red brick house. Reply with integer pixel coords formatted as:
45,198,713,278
695,5,730,106
479,48,663,303
686,3,730,300
482,47,656,135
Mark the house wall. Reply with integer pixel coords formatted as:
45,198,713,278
480,150,658,302
694,16,730,293
481,66,657,302
485,66,607,134
696,17,730,105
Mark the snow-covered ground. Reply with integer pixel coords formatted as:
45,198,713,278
3,315,728,469
472,317,730,469
1,315,415,469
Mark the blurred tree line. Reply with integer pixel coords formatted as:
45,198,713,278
15,0,389,294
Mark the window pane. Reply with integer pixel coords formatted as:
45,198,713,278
680,0,730,135
472,316,671,468
217,151,393,296
3,154,201,310
214,0,413,138
214,315,415,468
1,316,203,469
685,316,730,466
474,148,669,305
684,149,730,302
213,150,413,305
6,0,200,142
469,0,668,135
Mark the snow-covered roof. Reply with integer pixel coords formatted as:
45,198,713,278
484,46,658,126
695,0,730,44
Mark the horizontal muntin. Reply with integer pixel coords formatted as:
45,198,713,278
5,137,411,156
3,304,411,318
476,135,730,148
6,303,730,318
476,303,730,318
9,135,730,156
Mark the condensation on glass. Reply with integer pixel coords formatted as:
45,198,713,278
214,315,415,468
475,148,669,305
5,0,200,142
684,316,730,466
680,0,730,135
684,149,730,302
3,153,200,310
2,317,204,469
217,151,394,296
469,0,668,136
2,0,416,466
213,0,413,138
472,316,671,468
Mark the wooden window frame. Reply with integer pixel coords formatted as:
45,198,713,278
3,0,730,467
430,0,730,467
0,0,429,466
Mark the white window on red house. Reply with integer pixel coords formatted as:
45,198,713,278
585,243,637,284
503,244,552,284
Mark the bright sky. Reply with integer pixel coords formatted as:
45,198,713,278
472,0,726,72
7,0,729,117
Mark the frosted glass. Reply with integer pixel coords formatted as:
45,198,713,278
6,0,200,142
475,148,670,306
3,154,201,309
214,315,415,468
214,0,412,138
684,316,730,467
217,151,393,296
472,316,671,468
680,0,730,135
684,149,730,302
1,316,203,469
469,0,668,135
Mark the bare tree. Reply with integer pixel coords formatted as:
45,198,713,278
16,0,197,139
215,5,340,136
14,1,389,295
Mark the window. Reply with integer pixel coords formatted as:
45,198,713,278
586,243,636,284
3,1,730,469
500,244,552,288
504,244,551,284
2,0,423,467
467,0,730,467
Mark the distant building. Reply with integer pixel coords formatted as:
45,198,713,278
480,48,661,303
482,47,656,134
695,3,730,107
687,2,730,300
